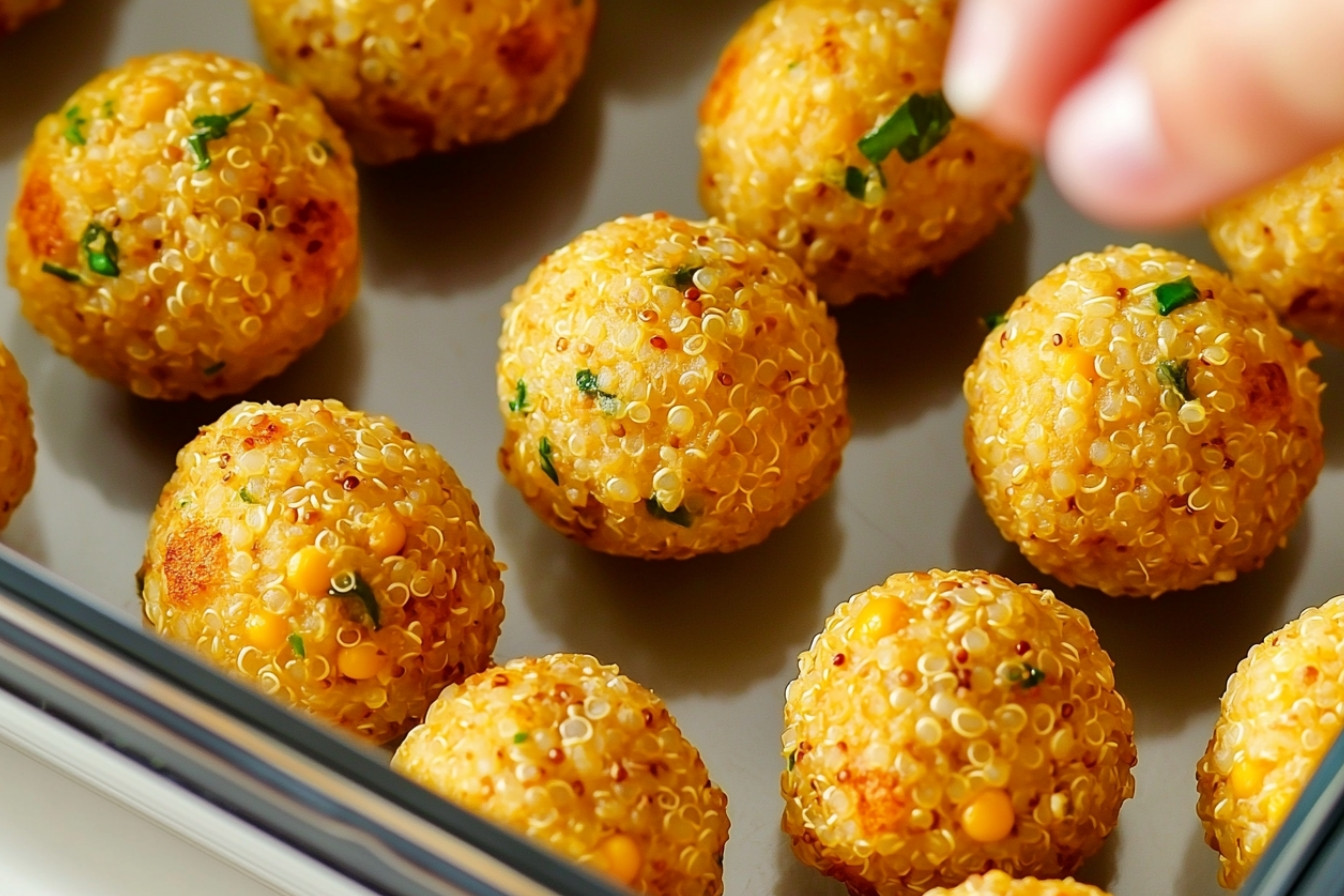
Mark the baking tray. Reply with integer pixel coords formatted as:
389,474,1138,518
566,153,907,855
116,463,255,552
3,1,1344,894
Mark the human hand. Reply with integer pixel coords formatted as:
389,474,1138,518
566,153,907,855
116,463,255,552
944,0,1344,228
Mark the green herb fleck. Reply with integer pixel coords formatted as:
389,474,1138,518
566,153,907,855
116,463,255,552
645,496,692,527
1157,359,1194,402
844,165,869,200
859,90,955,166
186,103,252,170
787,750,796,771
288,634,306,658
576,369,618,414
101,99,115,118
539,437,559,484
513,732,529,744
239,487,257,504
80,223,120,277
983,311,1008,330
177,499,191,508
329,570,381,629
203,360,226,377
787,60,801,71
669,265,702,290
1005,662,1046,690
63,106,88,146
41,262,81,283
1155,276,1200,315
508,379,530,414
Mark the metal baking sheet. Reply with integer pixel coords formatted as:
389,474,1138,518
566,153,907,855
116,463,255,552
3,2,1343,894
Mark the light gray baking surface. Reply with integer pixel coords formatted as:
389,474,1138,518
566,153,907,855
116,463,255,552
2,2,1343,894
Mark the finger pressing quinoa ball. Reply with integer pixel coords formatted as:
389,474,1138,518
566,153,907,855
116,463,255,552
924,870,1112,896
247,0,598,165
0,341,37,533
139,399,503,743
497,212,850,559
1196,595,1344,888
393,653,730,895
0,0,60,35
1206,146,1344,346
782,569,1136,896
964,245,1323,598
697,0,1032,305
6,51,360,400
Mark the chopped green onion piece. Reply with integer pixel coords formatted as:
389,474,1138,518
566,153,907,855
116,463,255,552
1005,662,1046,689
329,570,381,629
41,262,81,283
186,103,252,170
858,90,955,166
844,165,869,200
508,379,530,413
645,496,692,527
287,634,306,658
787,750,796,771
62,106,87,146
80,223,120,277
1157,359,1194,402
983,312,1008,330
539,437,558,484
1155,276,1200,315
513,732,529,744
669,265,702,290
203,361,226,377
576,369,618,413
239,487,257,504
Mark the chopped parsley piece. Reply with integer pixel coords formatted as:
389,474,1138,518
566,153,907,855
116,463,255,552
576,369,618,413
859,91,955,166
539,437,559,484
239,487,257,504
787,750,796,771
186,103,252,170
1155,276,1200,315
844,165,869,200
203,360,226,377
329,570,381,629
983,311,1008,330
62,106,88,146
645,496,692,527
80,223,120,277
101,99,115,118
508,379,530,414
1005,662,1046,690
287,634,306,658
41,262,81,283
669,265,702,290
1157,359,1194,402
513,732,529,744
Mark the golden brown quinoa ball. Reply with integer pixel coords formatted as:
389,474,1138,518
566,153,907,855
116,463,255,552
139,399,503,744
7,51,360,400
497,212,850,559
247,0,598,165
964,245,1323,598
697,0,1032,305
0,341,37,532
0,0,60,35
1206,146,1344,346
782,570,1136,896
393,653,730,896
923,870,1112,896
1196,595,1344,888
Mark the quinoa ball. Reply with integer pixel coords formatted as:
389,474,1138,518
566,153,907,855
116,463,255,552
1196,594,1344,888
7,51,360,400
923,870,1112,896
392,653,730,896
497,212,850,559
782,569,1136,896
964,245,1323,598
0,340,36,533
139,399,503,744
697,0,1033,305
0,0,60,35
1206,146,1344,346
247,0,598,165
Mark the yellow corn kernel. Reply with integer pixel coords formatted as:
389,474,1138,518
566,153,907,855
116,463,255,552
369,511,407,559
337,642,384,680
286,546,331,595
130,76,182,127
1266,790,1296,828
594,834,642,886
1056,350,1096,382
1230,758,1274,799
244,610,288,650
853,597,911,641
961,789,1015,842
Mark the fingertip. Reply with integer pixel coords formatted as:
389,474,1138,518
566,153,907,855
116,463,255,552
944,0,1016,121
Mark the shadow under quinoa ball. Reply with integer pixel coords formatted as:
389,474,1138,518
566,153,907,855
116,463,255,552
497,212,850,559
392,653,730,896
924,871,1112,896
1197,595,1344,889
0,0,60,35
783,570,1135,896
697,0,1032,305
139,399,503,744
0,340,36,532
7,51,360,400
248,0,598,165
1206,146,1344,346
964,245,1323,598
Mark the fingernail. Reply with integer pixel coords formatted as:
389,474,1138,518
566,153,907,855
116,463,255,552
944,0,1017,118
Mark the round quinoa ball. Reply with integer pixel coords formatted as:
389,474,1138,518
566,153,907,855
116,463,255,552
392,653,730,896
0,340,36,533
7,51,360,400
924,870,1112,896
1206,146,1344,346
1196,594,1344,888
697,0,1032,305
247,0,598,165
497,212,850,559
139,399,503,744
0,0,60,35
964,245,1324,598
782,569,1136,896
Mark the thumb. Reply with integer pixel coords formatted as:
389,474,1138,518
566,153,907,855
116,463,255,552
1045,0,1344,228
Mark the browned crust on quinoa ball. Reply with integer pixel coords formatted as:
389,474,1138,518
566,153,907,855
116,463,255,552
0,340,37,532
